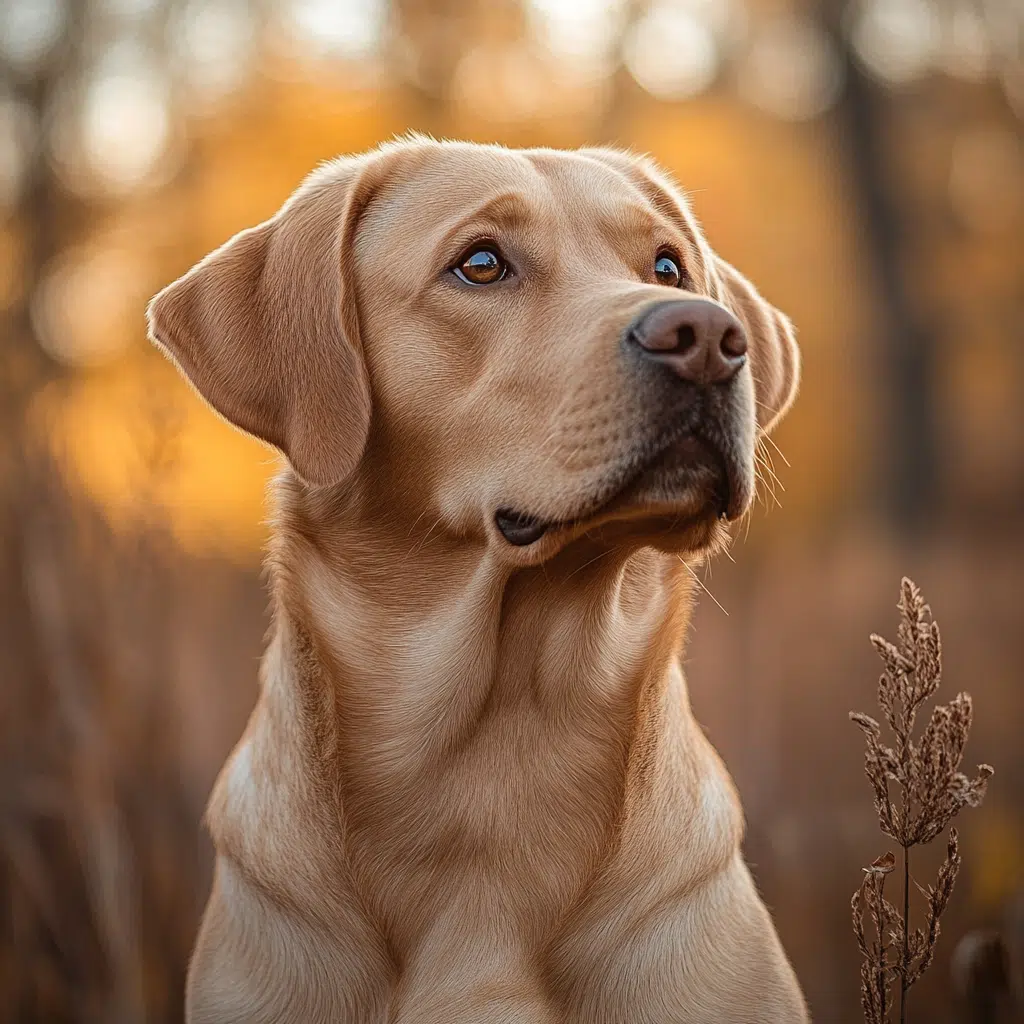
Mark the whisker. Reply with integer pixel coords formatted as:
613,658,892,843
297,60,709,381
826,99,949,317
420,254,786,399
677,556,729,616
755,436,782,478
753,456,781,510
754,449,785,494
760,431,791,468
566,547,614,580
754,444,785,499
406,507,430,537
407,515,444,558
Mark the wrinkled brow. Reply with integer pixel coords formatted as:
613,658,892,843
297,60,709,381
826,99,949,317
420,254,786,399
624,173,694,234
435,191,537,248
595,202,686,245
432,192,540,262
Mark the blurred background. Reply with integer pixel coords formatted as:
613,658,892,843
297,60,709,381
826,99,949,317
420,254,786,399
1,0,1021,1020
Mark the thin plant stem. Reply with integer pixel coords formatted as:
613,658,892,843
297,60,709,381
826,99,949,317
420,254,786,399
880,935,887,1024
901,843,909,1024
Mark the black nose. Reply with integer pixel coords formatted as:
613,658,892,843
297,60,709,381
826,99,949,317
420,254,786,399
626,299,747,385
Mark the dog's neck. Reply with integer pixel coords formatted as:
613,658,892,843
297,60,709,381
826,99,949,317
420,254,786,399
269,474,704,769
235,474,738,941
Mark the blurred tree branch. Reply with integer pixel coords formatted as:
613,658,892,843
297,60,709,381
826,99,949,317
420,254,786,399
823,0,939,534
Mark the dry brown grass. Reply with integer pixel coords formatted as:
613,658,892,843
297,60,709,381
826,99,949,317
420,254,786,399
851,578,994,1024
0,434,264,1023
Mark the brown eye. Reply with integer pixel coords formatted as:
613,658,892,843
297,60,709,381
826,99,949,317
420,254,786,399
454,247,507,285
654,252,682,287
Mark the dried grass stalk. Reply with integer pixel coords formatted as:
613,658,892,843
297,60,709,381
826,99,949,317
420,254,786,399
851,578,993,1024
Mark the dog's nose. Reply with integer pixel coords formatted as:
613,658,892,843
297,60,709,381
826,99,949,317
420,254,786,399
627,299,747,385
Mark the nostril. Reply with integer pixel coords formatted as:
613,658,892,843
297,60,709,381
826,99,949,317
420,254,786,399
624,299,745,383
676,324,697,351
721,327,747,359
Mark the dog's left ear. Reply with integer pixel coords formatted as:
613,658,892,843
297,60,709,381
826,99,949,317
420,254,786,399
147,154,391,486
712,257,800,432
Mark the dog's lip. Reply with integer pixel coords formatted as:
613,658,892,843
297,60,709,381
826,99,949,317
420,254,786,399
495,509,550,546
495,430,743,547
632,434,734,517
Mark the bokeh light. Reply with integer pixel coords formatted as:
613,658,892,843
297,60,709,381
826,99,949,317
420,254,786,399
282,0,386,60
0,0,67,71
940,2,992,81
737,12,842,121
625,1,719,100
171,0,255,102
849,0,941,84
66,41,174,193
527,0,627,81
33,243,152,367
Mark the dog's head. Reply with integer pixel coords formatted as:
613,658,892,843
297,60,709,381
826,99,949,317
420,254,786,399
149,139,798,564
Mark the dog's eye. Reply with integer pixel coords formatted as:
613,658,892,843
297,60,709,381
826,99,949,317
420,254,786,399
453,247,508,285
654,252,682,288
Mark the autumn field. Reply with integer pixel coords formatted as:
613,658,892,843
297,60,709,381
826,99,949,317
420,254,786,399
1,1,1022,1020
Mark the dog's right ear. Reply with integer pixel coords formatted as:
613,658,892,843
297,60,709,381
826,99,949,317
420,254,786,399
710,256,800,434
147,155,388,486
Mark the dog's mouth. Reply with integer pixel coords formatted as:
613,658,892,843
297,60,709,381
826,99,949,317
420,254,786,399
495,431,745,548
494,509,551,547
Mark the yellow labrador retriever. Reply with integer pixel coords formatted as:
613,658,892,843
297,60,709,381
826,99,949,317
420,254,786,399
149,138,805,1023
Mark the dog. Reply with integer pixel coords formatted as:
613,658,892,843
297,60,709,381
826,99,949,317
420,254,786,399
149,137,805,1023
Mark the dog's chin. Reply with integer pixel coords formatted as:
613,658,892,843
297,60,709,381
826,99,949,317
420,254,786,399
495,435,752,558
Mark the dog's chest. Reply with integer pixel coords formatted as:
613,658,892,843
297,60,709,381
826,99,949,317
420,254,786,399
340,697,632,947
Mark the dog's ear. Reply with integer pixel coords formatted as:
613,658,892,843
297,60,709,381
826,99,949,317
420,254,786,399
147,156,387,486
712,257,800,432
